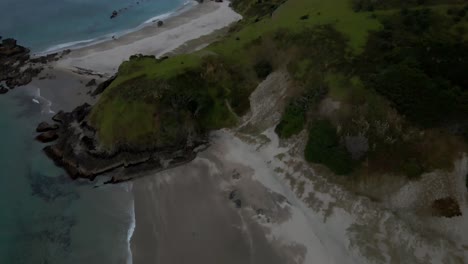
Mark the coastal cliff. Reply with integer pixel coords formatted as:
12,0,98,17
37,102,207,182
33,0,468,185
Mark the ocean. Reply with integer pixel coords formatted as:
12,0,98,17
0,0,189,53
0,0,189,263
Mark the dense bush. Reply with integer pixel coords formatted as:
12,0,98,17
358,8,468,128
275,101,306,138
305,120,354,175
276,79,327,138
231,0,287,19
254,60,273,79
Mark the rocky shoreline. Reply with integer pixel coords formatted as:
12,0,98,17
35,102,208,183
0,37,69,93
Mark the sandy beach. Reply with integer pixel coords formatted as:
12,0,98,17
54,1,241,76
16,0,467,263
129,70,468,264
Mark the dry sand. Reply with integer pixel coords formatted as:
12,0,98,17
130,70,468,264
55,1,241,76
21,0,467,261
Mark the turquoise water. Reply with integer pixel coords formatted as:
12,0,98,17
0,0,188,52
0,89,134,263
0,0,190,262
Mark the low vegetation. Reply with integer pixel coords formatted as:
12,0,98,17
89,0,468,180
305,120,354,175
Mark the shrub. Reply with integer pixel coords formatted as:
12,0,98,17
254,60,273,79
305,120,354,175
275,102,306,138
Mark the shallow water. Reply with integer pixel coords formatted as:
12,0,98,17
0,88,135,263
0,0,187,52
0,1,192,262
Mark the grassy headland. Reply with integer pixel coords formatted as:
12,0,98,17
89,0,468,180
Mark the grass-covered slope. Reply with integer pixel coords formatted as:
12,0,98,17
90,0,379,149
90,0,468,180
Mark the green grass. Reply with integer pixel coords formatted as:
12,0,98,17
90,98,157,148
91,0,381,149
89,0,467,180
326,73,350,101
209,0,381,63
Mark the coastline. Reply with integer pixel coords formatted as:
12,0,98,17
22,2,242,263
35,0,198,57
53,0,242,76
2,0,468,262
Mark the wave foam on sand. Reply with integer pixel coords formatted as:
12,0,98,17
37,1,198,56
54,1,242,75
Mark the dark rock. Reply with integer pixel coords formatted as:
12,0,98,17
85,79,97,87
0,85,8,94
72,103,91,122
234,199,242,208
0,38,27,56
0,38,51,90
465,173,468,192
229,190,237,200
36,131,59,143
81,136,96,151
432,197,462,217
110,10,118,19
231,169,241,179
157,20,164,27
36,122,59,132
92,75,116,96
52,111,68,124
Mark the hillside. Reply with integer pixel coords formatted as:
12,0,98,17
87,0,467,189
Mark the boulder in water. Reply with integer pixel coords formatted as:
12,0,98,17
0,84,8,94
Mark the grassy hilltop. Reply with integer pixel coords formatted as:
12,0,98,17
89,0,468,180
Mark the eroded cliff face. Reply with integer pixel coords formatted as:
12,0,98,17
37,102,208,183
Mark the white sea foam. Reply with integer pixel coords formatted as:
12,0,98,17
39,38,103,55
126,182,136,264
31,87,55,114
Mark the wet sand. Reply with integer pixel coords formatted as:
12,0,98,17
130,136,304,264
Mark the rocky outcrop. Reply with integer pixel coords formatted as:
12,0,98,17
110,10,118,19
91,75,116,96
431,197,462,218
85,79,97,87
0,84,8,94
0,38,63,94
36,121,59,132
37,103,208,182
36,130,59,143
